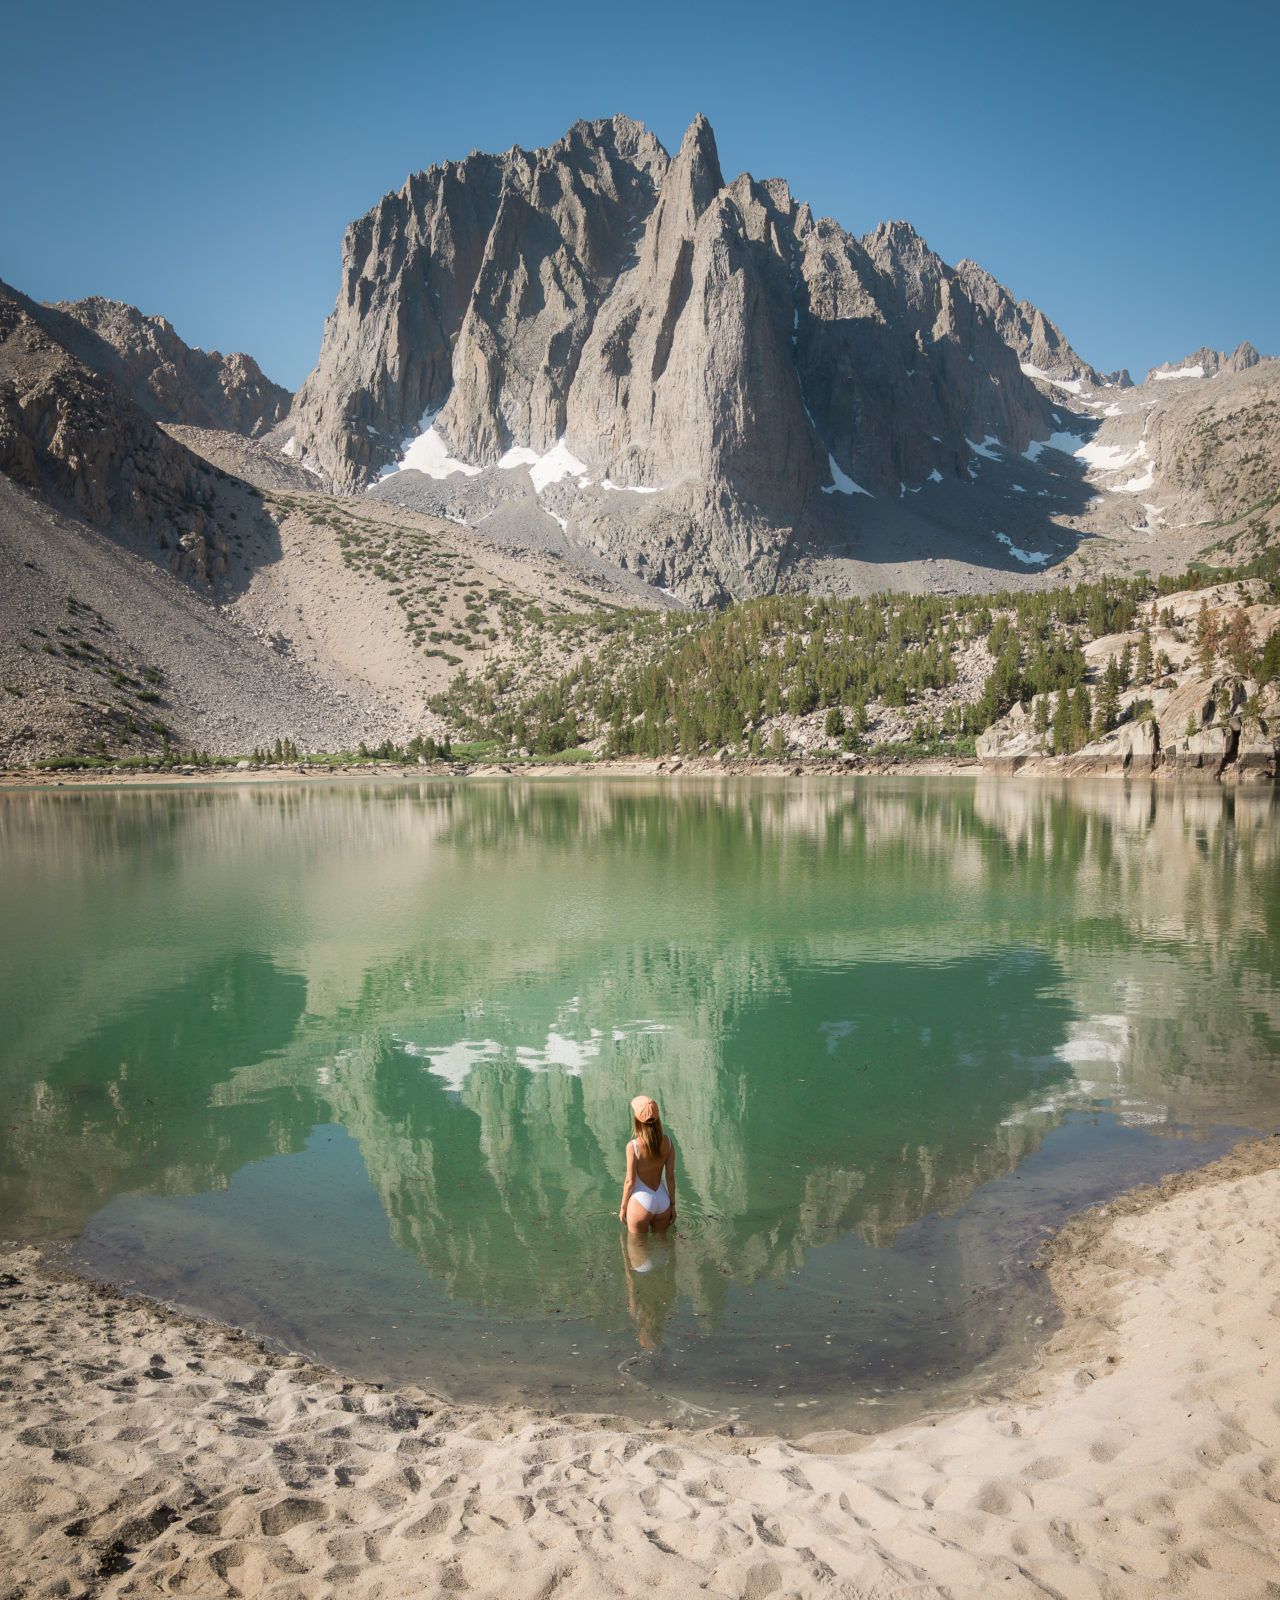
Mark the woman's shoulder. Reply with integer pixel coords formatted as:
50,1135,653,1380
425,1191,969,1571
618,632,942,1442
663,1132,674,1153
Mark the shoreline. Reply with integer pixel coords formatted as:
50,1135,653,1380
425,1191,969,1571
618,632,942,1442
0,752,1264,790
4,1136,1278,1597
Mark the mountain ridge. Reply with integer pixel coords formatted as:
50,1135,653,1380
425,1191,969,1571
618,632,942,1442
285,112,1094,600
45,295,289,436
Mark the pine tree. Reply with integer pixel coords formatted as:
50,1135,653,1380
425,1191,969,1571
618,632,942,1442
1118,640,1133,687
1094,656,1122,737
1224,607,1256,677
1053,688,1071,755
1260,626,1280,686
1070,684,1092,751
1194,600,1219,675
1135,626,1154,685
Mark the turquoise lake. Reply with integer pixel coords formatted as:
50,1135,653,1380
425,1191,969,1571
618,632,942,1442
1,777,1277,1432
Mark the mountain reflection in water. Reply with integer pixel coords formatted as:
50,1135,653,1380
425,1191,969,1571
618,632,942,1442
1,777,1277,1423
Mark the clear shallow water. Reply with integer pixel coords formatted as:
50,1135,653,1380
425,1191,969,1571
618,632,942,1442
0,777,1277,1432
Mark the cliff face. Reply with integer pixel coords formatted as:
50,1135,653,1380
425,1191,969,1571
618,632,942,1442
286,114,1065,600
47,296,289,437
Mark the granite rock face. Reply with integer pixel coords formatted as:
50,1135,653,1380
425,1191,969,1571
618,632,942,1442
807,217,1052,489
286,113,1072,599
47,296,289,437
953,259,1130,389
0,280,229,582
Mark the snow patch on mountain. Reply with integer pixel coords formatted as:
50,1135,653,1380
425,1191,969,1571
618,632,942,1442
385,412,482,480
498,439,591,493
1021,363,1084,396
994,532,1051,565
822,455,873,497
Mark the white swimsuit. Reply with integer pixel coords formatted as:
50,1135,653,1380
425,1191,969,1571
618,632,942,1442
630,1138,671,1214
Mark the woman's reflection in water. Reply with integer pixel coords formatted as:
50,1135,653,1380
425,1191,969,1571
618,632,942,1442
621,1231,678,1350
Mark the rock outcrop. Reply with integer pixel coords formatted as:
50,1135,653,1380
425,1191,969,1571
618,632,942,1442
1145,343,1261,385
0,279,229,582
976,676,1278,783
285,113,1068,600
46,296,289,436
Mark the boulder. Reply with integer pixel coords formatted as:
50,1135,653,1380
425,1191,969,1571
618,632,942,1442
1164,725,1235,776
976,699,1047,772
1154,674,1245,751
1057,718,1159,776
1233,736,1278,779
1233,697,1279,779
1117,718,1159,771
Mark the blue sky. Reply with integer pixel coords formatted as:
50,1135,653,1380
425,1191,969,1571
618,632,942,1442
4,0,1276,391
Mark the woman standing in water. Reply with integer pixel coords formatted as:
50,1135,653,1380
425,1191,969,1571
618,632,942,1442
619,1094,676,1234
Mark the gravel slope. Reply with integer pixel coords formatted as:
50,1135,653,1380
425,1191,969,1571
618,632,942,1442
0,469,666,765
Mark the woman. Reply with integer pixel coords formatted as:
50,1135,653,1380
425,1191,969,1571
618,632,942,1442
619,1093,676,1234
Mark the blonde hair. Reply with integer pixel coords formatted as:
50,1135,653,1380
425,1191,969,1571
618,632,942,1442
632,1108,664,1160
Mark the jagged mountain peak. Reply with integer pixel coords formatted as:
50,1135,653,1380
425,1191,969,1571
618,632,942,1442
950,258,1117,389
285,115,1101,601
1145,341,1263,385
665,113,725,220
864,218,930,250
543,113,669,178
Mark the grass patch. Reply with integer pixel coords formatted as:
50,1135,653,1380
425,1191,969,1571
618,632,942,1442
536,747,597,764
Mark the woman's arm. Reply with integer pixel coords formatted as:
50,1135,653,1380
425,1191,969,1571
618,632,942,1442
619,1141,636,1221
664,1136,676,1219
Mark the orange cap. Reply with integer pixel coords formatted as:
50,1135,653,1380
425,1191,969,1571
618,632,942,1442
630,1094,659,1122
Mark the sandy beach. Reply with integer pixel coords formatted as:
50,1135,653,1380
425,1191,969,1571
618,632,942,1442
2,1138,1277,1599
